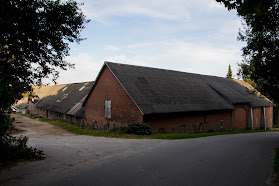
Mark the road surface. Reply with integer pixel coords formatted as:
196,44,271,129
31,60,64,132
0,115,278,185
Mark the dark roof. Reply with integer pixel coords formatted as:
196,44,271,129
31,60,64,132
35,81,94,117
15,102,29,109
103,62,273,115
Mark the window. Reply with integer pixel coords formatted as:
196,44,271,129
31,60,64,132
62,87,67,91
92,120,98,129
79,86,85,91
181,125,185,134
56,94,68,102
195,123,203,133
159,128,165,134
105,100,111,118
220,120,224,128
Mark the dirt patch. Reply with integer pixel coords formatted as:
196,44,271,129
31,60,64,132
11,128,26,135
11,114,74,138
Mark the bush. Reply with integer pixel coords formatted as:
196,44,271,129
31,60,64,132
0,112,44,166
0,134,44,166
127,122,152,135
0,112,13,137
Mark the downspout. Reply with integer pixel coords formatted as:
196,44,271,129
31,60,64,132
230,110,233,131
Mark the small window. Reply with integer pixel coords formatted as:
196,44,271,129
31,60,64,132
103,123,109,130
79,86,85,91
105,100,111,118
220,120,224,128
195,123,203,133
181,125,185,134
62,87,67,91
57,94,68,102
159,128,165,134
92,120,98,129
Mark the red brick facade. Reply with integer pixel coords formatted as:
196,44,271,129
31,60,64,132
144,111,232,134
232,104,248,130
252,107,261,129
84,66,274,134
85,66,143,129
265,106,273,129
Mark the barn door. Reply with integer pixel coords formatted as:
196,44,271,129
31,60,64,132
233,107,247,130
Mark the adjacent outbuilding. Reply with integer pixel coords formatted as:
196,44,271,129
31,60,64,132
29,81,94,126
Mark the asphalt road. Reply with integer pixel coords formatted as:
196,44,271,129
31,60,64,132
1,115,279,185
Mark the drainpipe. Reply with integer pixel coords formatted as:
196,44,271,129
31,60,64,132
261,106,266,130
230,110,233,131
248,107,253,130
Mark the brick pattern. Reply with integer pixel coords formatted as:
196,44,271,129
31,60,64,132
252,107,261,129
85,66,143,129
144,111,231,134
265,106,273,129
232,105,248,130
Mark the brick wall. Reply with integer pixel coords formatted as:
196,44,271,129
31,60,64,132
28,102,38,115
85,66,143,129
251,106,273,129
36,108,47,117
206,111,232,131
252,107,261,129
232,104,248,130
265,106,273,129
144,110,232,134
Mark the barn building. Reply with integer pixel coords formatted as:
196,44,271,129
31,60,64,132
84,62,273,133
29,81,94,125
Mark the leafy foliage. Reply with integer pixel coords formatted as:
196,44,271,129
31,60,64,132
0,134,44,166
217,0,279,104
0,0,88,165
0,111,13,137
127,122,152,135
226,64,232,78
0,0,89,111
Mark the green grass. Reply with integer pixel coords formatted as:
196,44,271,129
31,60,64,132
274,148,279,184
137,130,270,139
20,114,277,140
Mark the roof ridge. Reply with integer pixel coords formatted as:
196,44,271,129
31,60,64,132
105,61,228,80
32,81,94,87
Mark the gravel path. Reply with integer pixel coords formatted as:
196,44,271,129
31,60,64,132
11,114,73,137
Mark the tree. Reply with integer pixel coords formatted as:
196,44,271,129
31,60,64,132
0,0,90,112
226,64,232,78
0,0,89,164
216,0,279,104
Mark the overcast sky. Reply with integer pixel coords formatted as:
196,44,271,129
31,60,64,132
44,0,245,85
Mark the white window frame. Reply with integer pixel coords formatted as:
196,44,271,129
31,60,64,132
105,100,111,119
56,94,68,102
79,86,85,91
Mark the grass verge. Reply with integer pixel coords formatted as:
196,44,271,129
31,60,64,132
274,148,279,184
19,114,278,140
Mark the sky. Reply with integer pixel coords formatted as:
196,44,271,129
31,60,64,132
44,0,246,85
